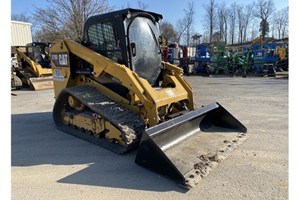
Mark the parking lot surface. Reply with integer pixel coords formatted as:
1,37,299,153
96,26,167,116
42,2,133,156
12,76,288,200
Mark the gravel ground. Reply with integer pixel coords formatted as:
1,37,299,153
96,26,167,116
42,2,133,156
11,76,288,200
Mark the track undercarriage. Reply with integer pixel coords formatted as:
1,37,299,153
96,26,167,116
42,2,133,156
53,85,145,153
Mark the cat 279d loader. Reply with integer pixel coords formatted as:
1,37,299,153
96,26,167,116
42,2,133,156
50,9,247,189
16,42,53,90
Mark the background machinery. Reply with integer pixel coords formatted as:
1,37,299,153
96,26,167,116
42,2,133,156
209,43,229,74
161,44,196,75
194,43,229,75
274,40,288,71
15,42,53,90
193,37,288,77
230,38,288,77
50,9,247,189
179,46,196,75
194,43,211,75
11,56,22,90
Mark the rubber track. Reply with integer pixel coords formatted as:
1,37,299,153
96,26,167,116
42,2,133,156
53,85,145,154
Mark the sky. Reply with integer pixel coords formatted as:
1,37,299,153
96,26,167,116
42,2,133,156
11,0,289,35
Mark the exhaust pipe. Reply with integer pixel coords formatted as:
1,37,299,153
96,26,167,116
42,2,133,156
135,102,247,189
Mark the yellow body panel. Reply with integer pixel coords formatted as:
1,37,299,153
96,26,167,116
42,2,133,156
51,39,195,126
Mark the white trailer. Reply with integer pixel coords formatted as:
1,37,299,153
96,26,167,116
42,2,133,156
11,20,32,46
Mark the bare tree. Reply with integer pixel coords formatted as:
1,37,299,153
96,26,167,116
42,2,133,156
243,3,254,42
250,18,260,40
217,2,227,42
137,0,148,10
34,0,112,42
236,4,244,43
270,19,275,38
216,3,232,45
273,7,288,39
228,2,237,44
223,8,229,44
176,1,195,46
160,21,178,44
203,0,217,43
11,13,32,23
34,27,63,43
185,1,195,46
281,7,288,38
236,3,254,44
202,31,210,43
176,19,186,44
254,0,275,41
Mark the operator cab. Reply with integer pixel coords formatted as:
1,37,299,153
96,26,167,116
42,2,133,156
26,42,51,68
82,8,163,86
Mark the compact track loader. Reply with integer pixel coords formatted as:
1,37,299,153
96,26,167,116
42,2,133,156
16,42,53,90
50,9,247,189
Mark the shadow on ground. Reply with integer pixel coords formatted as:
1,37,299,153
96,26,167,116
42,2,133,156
11,112,186,193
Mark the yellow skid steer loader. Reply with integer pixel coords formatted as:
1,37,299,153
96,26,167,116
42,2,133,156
50,9,247,189
16,42,53,90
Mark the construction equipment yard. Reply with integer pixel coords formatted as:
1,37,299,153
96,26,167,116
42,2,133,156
12,75,288,200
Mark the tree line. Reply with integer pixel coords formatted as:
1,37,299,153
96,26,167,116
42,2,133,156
161,0,288,46
11,0,288,46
